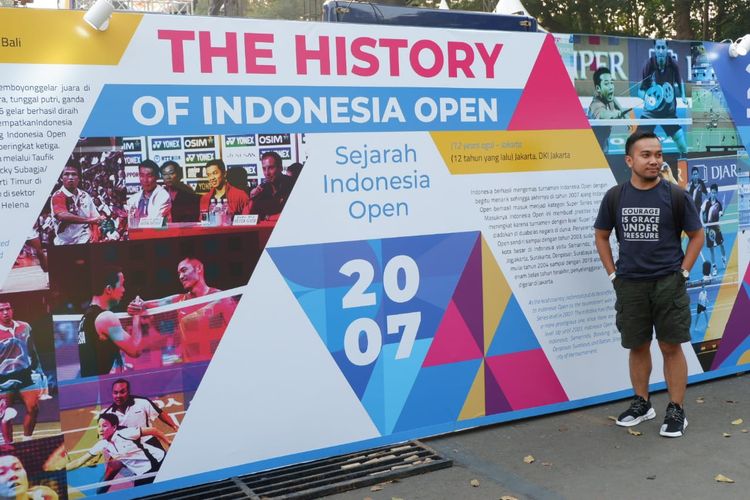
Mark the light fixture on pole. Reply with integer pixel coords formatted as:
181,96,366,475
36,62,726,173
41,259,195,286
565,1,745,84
729,35,750,58
83,0,114,31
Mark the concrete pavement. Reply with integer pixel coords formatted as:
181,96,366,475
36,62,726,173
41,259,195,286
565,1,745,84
330,372,750,500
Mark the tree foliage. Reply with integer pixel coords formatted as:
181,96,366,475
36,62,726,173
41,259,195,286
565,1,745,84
200,0,750,42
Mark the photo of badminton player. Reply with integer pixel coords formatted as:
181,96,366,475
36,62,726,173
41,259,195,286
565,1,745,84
78,268,145,377
96,378,179,493
638,38,688,155
128,257,238,363
66,413,170,486
0,454,58,500
588,67,632,154
0,300,47,441
702,183,727,276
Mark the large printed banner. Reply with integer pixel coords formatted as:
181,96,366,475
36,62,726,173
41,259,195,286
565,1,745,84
0,8,749,498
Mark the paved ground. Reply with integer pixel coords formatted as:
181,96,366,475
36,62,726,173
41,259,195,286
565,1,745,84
329,372,750,500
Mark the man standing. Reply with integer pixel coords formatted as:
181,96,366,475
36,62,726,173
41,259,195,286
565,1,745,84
78,269,144,377
160,161,199,223
0,302,42,440
588,67,630,154
702,183,726,275
638,39,688,156
594,131,704,437
50,163,103,245
128,257,237,363
250,151,294,220
200,159,250,219
126,160,171,223
687,167,708,212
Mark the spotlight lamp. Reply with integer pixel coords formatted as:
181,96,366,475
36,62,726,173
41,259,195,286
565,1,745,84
728,35,750,58
84,0,115,31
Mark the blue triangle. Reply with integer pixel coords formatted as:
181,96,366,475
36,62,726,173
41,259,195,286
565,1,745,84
331,349,377,400
487,294,540,356
360,352,386,434
382,338,432,434
393,359,481,433
295,288,329,345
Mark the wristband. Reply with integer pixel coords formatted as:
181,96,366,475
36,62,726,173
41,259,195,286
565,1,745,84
608,272,616,282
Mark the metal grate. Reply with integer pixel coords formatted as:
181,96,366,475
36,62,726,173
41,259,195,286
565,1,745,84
138,440,452,499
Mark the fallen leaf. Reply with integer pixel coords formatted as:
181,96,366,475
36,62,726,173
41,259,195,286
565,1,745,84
500,496,519,500
723,432,731,438
627,428,642,436
470,479,480,487
726,400,737,404
542,462,552,467
646,475,656,480
715,474,735,483
523,455,535,464
607,416,617,421
370,485,383,492
732,419,743,425
742,429,748,433
696,397,705,404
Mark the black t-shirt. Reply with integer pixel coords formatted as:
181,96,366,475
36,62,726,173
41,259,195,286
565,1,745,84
78,304,121,377
594,180,702,279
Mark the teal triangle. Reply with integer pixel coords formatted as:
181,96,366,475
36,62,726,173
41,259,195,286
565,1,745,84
294,288,328,345
487,294,541,356
360,352,386,433
382,338,432,435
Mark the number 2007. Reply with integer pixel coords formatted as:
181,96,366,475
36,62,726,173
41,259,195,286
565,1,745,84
339,255,422,366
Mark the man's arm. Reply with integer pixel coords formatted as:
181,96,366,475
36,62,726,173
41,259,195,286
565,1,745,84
681,228,705,272
52,194,101,225
594,228,617,276
154,189,172,219
127,295,180,315
141,426,171,448
94,310,142,358
66,450,100,470
157,411,179,432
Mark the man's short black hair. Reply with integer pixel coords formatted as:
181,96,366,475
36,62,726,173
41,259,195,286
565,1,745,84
138,159,160,177
98,412,119,427
593,67,611,88
92,266,122,295
710,183,719,192
691,167,700,174
625,131,659,156
205,158,226,173
112,378,130,391
261,151,283,168
63,160,82,177
160,161,183,180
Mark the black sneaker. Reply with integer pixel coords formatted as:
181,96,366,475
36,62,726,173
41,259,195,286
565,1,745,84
616,396,656,427
660,402,688,437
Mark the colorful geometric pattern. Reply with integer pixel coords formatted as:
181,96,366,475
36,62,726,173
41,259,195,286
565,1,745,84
431,34,607,175
268,232,568,435
712,263,750,369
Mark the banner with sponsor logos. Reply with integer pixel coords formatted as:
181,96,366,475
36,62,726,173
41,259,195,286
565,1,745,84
0,8,749,498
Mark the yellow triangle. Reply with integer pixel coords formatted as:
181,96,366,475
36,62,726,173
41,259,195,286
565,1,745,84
704,238,740,341
737,349,750,365
482,237,512,354
458,360,485,421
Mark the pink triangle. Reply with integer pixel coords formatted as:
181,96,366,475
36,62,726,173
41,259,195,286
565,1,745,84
423,300,483,367
507,34,590,131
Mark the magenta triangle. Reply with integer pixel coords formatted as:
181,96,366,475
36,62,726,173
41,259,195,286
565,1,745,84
423,300,483,367
507,34,590,131
451,235,484,353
